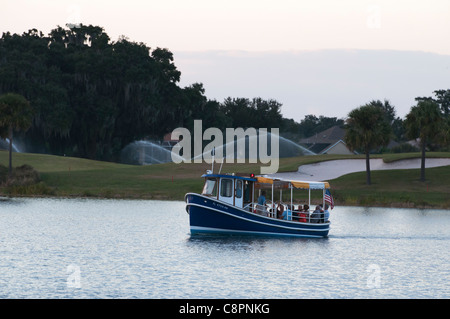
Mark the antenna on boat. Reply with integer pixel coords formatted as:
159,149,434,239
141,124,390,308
218,158,224,174
210,146,225,174
211,147,215,173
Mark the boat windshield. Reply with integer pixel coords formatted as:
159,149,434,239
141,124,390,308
202,178,217,196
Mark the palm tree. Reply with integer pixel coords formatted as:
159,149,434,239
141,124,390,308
345,104,391,185
0,93,33,177
404,100,446,182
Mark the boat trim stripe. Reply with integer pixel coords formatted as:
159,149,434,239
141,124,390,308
186,202,329,232
190,226,324,238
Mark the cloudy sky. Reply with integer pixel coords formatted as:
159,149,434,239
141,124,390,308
2,0,450,120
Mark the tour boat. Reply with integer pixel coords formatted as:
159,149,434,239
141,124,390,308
184,172,333,238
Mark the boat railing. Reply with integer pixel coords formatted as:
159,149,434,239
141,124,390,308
254,204,269,217
251,203,329,223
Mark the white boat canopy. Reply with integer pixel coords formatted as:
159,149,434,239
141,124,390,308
254,175,332,217
256,175,330,190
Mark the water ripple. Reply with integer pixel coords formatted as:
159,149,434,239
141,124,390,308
0,199,448,298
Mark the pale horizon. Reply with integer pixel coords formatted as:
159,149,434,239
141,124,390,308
2,0,449,121
3,0,450,54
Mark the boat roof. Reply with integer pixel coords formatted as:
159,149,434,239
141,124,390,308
201,173,330,189
201,174,257,182
256,175,330,190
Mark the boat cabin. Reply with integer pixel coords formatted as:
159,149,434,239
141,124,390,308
201,173,332,223
201,173,256,209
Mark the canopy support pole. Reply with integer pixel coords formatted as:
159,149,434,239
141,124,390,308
252,182,255,211
308,188,311,209
271,183,274,218
290,183,293,210
308,188,311,222
323,188,325,209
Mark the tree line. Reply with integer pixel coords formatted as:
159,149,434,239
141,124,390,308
0,24,449,184
0,25,282,161
0,25,306,162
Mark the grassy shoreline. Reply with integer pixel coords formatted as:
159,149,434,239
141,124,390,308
1,150,449,209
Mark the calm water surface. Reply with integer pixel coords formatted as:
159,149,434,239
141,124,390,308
0,198,448,298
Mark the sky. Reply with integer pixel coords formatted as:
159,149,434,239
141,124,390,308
1,0,450,121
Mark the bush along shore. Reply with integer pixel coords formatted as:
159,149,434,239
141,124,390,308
0,164,55,196
0,150,449,209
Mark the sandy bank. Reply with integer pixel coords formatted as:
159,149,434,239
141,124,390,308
269,158,450,181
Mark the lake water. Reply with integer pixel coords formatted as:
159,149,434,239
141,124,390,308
0,197,448,299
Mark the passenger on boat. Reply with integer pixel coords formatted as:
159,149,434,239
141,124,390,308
257,191,266,206
323,204,330,223
297,205,308,223
292,205,300,221
276,203,284,219
298,212,307,223
310,205,322,223
255,191,267,215
317,205,326,223
282,205,293,221
319,205,325,223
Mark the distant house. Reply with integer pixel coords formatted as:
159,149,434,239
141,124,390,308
162,132,180,149
298,126,356,155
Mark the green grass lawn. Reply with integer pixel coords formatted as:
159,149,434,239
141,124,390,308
331,165,450,208
1,150,449,208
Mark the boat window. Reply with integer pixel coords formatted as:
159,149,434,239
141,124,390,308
235,180,243,198
243,181,251,202
220,178,233,198
202,179,217,196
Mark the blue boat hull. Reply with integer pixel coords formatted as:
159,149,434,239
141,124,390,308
185,193,329,238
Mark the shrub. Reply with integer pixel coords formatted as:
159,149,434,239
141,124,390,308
389,143,420,153
6,164,41,186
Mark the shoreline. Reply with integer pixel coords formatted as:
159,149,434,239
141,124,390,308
1,193,449,211
1,151,449,209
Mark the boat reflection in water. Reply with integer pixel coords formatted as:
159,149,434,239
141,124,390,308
185,171,334,238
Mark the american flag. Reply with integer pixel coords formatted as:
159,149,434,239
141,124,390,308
325,189,334,209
